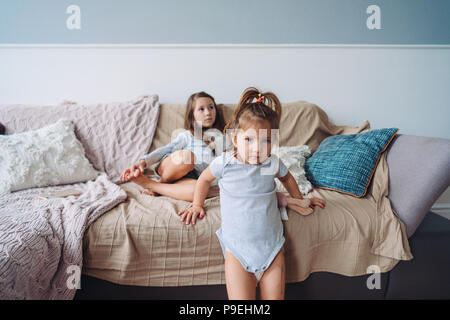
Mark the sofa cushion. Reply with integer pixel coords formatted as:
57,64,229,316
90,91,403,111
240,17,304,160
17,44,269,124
385,134,450,238
304,128,399,197
0,95,160,183
0,119,99,195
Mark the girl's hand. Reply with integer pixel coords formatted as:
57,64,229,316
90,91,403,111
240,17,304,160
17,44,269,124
309,197,325,209
120,160,146,182
178,204,205,226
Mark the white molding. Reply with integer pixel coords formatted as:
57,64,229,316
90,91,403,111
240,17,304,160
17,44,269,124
0,43,449,49
432,203,450,211
431,203,450,220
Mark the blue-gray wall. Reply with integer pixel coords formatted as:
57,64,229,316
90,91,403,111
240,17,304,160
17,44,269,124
1,0,449,44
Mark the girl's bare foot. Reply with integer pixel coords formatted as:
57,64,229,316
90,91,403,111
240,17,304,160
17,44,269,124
142,188,158,196
130,175,160,196
140,179,161,197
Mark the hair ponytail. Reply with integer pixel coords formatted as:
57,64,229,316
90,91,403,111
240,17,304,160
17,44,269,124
223,87,282,135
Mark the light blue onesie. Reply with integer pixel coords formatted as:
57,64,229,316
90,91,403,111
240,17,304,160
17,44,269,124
141,129,232,179
209,151,289,274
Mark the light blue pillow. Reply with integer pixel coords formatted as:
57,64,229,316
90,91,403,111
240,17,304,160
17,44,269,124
305,128,399,197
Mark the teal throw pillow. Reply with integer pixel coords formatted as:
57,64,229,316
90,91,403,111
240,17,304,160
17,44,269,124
305,128,399,197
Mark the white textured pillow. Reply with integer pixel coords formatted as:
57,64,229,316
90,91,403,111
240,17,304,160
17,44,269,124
0,118,100,195
273,145,313,195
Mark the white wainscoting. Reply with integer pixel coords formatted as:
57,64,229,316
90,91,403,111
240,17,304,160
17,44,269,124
1,44,449,139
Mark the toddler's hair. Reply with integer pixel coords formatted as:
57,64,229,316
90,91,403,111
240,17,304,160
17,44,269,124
184,91,226,135
224,87,282,135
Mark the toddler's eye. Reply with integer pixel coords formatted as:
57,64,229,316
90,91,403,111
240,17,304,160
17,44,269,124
245,137,252,142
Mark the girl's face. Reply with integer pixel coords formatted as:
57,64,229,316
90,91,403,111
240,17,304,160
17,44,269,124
233,120,272,165
193,97,216,128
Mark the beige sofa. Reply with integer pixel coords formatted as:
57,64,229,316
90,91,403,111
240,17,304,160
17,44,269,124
3,96,448,299
81,101,412,288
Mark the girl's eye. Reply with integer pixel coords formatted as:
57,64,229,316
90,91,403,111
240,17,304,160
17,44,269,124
245,137,252,142
199,107,204,111
208,105,214,110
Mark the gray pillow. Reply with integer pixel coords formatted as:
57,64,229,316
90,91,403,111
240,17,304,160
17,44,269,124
386,134,450,238
0,95,160,183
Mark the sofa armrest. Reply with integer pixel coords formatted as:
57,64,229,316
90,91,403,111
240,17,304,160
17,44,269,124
385,134,450,238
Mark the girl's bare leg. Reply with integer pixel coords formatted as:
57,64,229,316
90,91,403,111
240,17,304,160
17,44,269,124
225,250,257,300
143,177,198,201
258,249,285,300
130,149,195,198
130,174,196,201
157,149,196,183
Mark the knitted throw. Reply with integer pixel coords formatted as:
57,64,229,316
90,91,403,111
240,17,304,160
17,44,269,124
0,174,127,299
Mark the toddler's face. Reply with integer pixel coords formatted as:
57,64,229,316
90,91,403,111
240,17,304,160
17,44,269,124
193,97,216,128
233,120,272,165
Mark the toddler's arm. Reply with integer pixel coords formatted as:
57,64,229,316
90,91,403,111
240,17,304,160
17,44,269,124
278,171,303,199
177,166,216,225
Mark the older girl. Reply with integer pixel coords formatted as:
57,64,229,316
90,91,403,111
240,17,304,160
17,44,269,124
120,91,230,201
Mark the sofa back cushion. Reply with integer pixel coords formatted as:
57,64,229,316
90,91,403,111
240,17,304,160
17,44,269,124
0,95,160,183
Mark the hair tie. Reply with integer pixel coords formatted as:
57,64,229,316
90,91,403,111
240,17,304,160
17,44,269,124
256,93,264,103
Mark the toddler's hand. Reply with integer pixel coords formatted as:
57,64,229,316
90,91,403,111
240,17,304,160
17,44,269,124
309,197,325,209
178,204,205,226
286,196,313,216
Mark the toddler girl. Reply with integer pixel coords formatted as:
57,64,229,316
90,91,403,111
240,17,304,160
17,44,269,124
178,87,325,300
120,91,231,201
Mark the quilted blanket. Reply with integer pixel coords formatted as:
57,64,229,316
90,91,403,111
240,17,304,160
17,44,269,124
0,174,127,299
